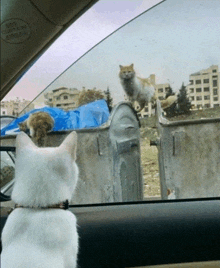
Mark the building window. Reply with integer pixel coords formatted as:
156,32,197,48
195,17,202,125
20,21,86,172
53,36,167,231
204,95,210,100
212,75,218,78
189,80,194,85
57,104,61,107
204,104,210,108
213,80,218,87
196,80,201,84
213,89,218,95
63,95,68,100
214,104,219,107
191,96,195,101
56,96,60,100
196,96,202,101
145,107,148,112
158,88,163,93
213,97,218,101
190,88,194,93
196,88,202,92
212,69,217,73
49,98,52,101
204,87,209,92
2,111,6,115
203,79,209,83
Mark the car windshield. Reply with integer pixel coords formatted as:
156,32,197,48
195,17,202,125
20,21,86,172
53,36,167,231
1,0,220,204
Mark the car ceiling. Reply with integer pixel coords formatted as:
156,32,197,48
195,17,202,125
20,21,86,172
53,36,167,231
1,0,98,100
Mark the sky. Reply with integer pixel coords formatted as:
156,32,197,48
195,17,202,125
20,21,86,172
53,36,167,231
3,0,220,107
3,0,163,103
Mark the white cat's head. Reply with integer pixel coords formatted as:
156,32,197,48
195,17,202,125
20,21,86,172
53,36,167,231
119,64,135,80
11,131,78,207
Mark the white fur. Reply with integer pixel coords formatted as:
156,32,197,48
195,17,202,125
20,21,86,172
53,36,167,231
1,131,79,268
29,126,34,137
119,65,155,112
120,73,155,102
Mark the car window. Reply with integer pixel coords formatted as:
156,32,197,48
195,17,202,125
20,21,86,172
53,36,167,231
1,0,220,204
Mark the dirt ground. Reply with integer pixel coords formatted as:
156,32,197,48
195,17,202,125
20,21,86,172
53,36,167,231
140,124,161,199
140,136,161,199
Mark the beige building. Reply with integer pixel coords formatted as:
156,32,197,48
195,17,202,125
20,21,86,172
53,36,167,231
186,65,219,109
0,99,34,116
44,87,80,111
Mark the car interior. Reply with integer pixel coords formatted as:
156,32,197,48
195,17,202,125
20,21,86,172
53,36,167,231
1,0,220,267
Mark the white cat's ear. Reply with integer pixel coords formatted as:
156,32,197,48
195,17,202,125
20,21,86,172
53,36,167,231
130,63,134,68
16,132,36,151
119,65,123,69
59,131,77,160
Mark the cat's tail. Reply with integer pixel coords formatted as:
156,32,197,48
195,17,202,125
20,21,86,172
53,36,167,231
34,125,48,147
33,119,54,147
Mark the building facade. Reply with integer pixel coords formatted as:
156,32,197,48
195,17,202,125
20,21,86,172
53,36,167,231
44,87,80,111
186,65,219,109
0,99,34,116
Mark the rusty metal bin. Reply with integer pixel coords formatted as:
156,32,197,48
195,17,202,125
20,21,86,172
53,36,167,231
0,102,143,204
155,101,220,200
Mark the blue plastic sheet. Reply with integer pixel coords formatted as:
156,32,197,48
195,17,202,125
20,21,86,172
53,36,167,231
1,99,110,136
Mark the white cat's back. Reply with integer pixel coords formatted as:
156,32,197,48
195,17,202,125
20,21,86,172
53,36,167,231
2,209,78,268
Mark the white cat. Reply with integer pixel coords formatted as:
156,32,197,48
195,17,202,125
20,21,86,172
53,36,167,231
1,131,79,268
119,64,155,112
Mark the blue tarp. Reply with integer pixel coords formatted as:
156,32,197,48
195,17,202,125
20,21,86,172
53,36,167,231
1,99,110,136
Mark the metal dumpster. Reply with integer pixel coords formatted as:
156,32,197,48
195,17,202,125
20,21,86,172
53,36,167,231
0,102,143,204
155,101,220,200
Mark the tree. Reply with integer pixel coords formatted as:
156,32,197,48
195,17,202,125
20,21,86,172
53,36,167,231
104,87,113,112
176,83,191,114
165,85,174,99
78,88,105,106
164,85,177,117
